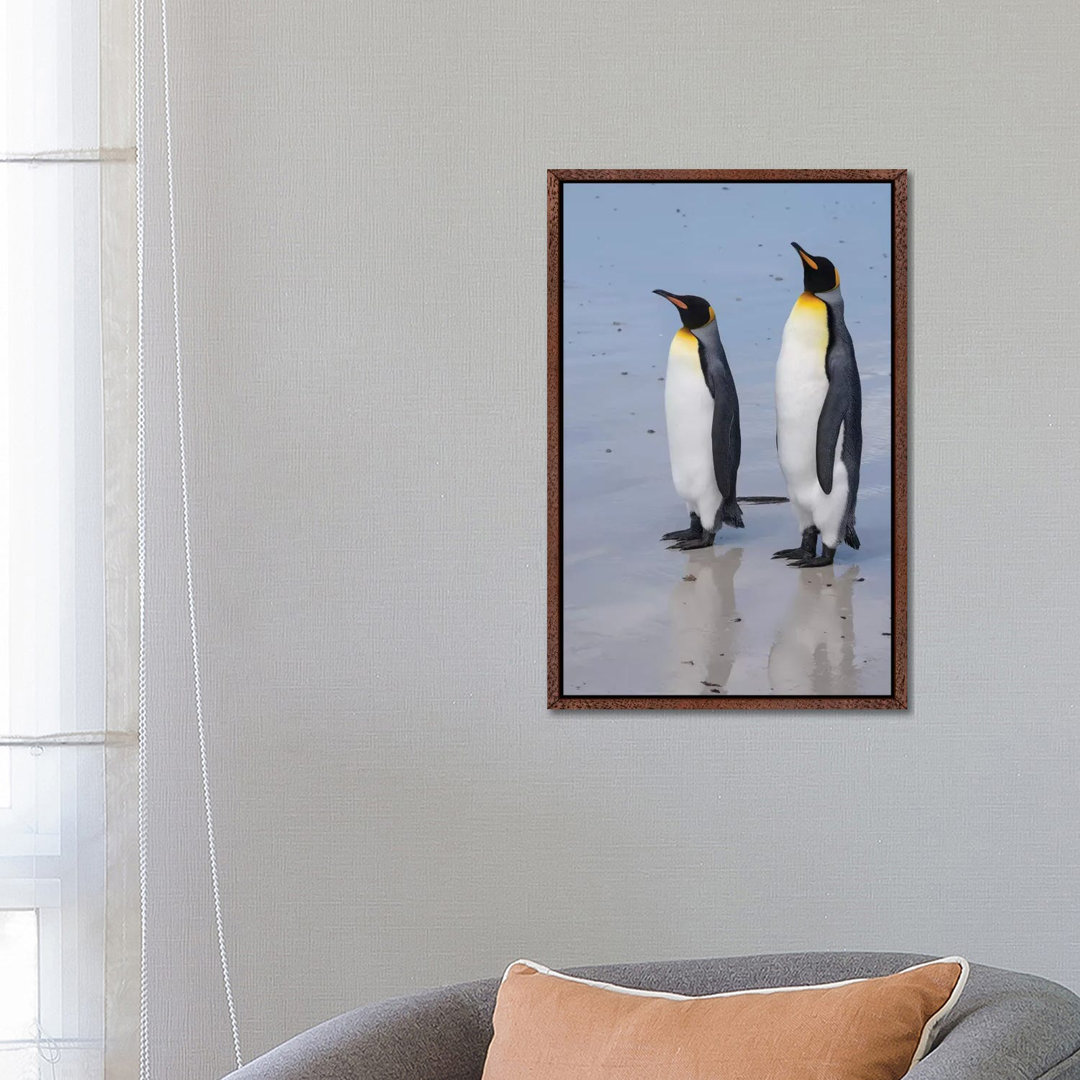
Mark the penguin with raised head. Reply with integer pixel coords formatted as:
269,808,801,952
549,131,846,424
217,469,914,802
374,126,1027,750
773,243,862,567
653,290,743,549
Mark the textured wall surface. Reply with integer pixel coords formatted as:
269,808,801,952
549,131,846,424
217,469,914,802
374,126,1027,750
136,1,1080,1076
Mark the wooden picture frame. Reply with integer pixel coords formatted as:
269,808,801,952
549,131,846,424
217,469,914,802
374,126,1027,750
548,169,907,710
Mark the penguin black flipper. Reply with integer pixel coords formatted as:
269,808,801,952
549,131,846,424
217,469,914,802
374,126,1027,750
815,381,847,496
713,398,743,527
815,320,861,498
699,342,743,528
815,315,863,550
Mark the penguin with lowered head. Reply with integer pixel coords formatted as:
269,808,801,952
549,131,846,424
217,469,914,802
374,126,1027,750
773,243,862,567
653,290,743,549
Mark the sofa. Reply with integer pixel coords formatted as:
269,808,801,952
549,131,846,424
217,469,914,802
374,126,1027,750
222,951,1080,1079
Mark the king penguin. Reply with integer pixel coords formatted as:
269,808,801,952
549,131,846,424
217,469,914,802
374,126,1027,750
653,290,743,549
772,242,862,567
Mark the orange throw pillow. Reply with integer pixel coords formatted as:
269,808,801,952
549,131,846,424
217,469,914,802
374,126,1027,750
481,957,968,1080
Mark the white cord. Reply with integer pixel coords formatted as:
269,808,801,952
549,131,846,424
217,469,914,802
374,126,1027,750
158,0,244,1068
133,0,151,1074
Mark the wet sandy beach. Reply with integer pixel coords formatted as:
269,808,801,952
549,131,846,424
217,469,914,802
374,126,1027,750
562,500,893,698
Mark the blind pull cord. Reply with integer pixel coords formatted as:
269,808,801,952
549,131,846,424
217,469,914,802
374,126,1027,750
134,0,151,1073
136,0,244,1072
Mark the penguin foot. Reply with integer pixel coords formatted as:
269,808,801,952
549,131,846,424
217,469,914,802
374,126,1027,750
772,547,808,561
662,527,700,542
668,532,716,551
661,513,703,544
773,527,819,562
788,545,836,568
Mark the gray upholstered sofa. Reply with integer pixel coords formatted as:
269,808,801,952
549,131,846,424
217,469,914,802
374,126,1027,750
223,951,1080,1079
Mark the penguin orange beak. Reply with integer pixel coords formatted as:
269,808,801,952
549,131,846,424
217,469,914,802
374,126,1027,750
792,242,818,270
653,289,688,310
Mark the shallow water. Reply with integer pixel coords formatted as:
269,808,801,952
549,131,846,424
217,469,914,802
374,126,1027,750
560,182,894,698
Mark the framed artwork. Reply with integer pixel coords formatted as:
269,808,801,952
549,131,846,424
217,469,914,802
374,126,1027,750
547,169,907,710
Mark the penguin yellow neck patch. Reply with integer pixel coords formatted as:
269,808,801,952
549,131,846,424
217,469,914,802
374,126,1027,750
671,327,701,365
788,293,829,357
795,292,827,313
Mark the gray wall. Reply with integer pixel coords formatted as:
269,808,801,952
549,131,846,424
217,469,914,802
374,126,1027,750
138,1,1080,1076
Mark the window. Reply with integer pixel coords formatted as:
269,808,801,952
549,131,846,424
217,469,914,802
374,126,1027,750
1,2,113,1077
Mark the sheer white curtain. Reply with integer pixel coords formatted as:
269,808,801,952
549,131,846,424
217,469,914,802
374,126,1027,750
1,2,137,1078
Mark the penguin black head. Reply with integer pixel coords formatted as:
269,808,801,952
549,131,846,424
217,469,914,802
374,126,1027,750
792,242,840,294
653,290,715,330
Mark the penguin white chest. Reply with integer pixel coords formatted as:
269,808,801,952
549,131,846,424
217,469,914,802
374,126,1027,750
775,294,830,491
664,329,722,514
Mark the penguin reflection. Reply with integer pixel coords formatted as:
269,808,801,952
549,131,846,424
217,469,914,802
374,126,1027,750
768,565,859,695
667,547,743,695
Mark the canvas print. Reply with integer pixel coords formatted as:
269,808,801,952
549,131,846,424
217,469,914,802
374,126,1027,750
548,169,907,709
